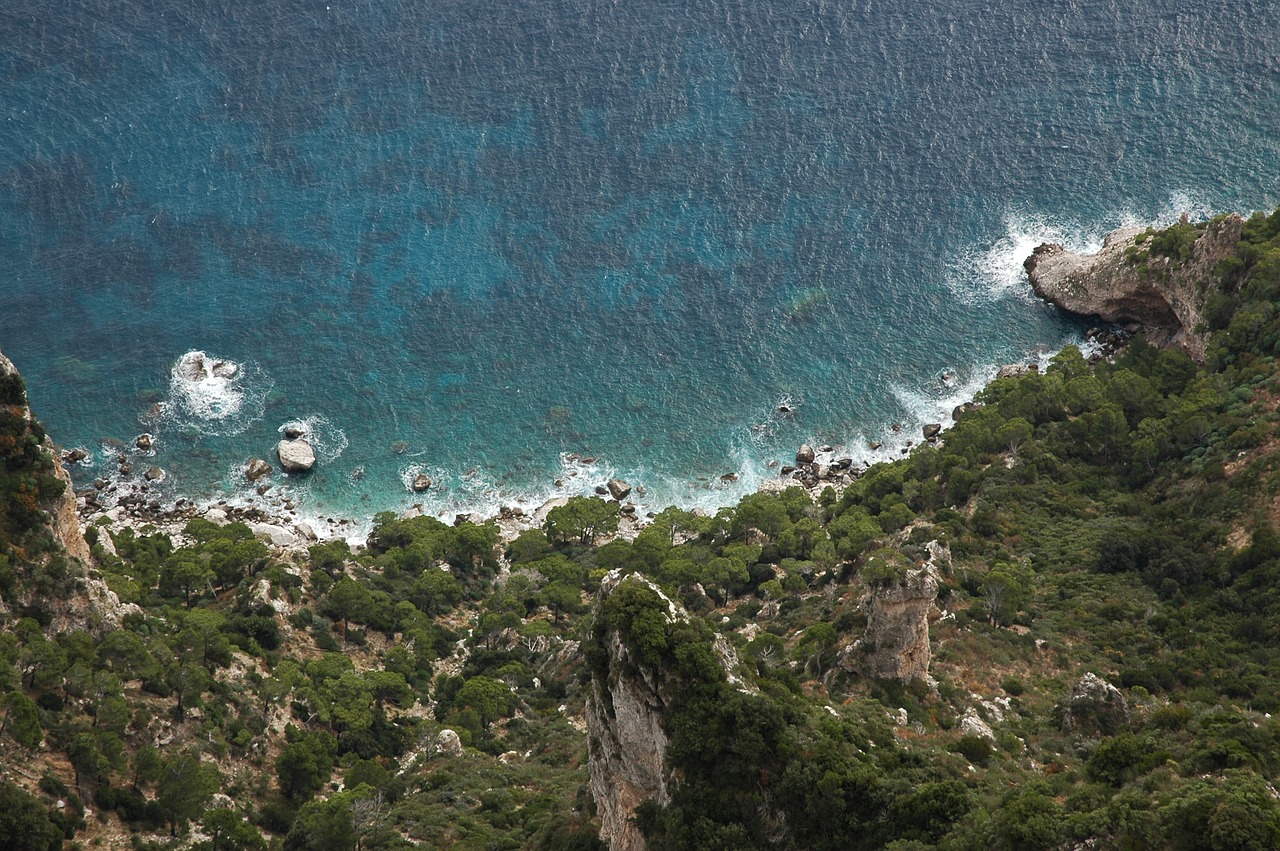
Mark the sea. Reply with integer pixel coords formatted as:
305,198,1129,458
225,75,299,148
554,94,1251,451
2,0,1278,532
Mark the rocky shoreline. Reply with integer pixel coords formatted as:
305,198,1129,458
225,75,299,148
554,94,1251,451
62,331,1133,558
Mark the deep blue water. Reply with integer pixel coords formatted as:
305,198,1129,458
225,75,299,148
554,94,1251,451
2,0,1278,523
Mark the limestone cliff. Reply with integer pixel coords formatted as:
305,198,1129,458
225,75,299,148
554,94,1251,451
846,564,938,682
585,571,679,851
1,347,134,632
0,348,89,564
1025,214,1243,362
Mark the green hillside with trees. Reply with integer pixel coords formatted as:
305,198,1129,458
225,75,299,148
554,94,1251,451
5,207,1280,849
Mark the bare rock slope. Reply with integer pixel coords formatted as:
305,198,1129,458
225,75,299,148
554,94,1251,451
585,572,678,851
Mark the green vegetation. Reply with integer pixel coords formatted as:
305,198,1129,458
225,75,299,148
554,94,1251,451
5,209,1280,847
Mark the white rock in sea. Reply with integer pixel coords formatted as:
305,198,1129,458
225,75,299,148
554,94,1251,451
277,438,316,473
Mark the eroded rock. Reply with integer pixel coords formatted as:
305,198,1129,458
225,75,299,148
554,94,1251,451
846,566,938,682
1061,672,1130,737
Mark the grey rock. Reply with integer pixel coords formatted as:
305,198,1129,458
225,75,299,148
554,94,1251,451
411,474,433,492
607,478,632,501
250,523,297,548
1026,214,1244,363
923,423,942,440
277,439,316,473
435,729,464,757
1061,673,1130,737
795,443,816,464
848,566,938,682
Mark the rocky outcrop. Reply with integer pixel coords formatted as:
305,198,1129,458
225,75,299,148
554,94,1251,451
277,438,316,473
245,458,272,482
0,349,91,566
586,572,680,851
1025,214,1243,362
435,729,464,757
1061,672,1130,737
0,348,139,633
851,565,938,682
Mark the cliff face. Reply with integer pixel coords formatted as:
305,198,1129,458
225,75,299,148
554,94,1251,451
846,565,938,682
585,572,679,851
1025,214,1243,362
0,348,134,632
0,348,90,565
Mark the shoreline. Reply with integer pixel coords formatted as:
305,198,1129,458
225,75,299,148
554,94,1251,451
67,333,1127,553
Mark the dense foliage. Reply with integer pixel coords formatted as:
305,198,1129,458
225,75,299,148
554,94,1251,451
4,209,1280,848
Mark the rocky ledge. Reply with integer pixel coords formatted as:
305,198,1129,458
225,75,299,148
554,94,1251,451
1025,213,1243,362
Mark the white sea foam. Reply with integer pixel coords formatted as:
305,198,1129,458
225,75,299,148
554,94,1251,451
277,416,348,463
161,350,272,438
946,211,1102,304
948,193,1223,305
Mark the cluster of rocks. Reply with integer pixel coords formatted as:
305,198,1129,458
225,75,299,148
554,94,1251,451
593,478,632,501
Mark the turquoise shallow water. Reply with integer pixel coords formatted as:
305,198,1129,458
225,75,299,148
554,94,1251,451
2,0,1278,523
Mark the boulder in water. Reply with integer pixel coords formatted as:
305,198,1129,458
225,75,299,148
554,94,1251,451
245,458,272,482
411,474,432,492
277,439,316,473
607,478,632,500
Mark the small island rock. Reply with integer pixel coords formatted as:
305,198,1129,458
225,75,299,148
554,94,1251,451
411,474,432,492
277,439,316,473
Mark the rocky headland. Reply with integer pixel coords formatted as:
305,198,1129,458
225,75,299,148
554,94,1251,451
1025,213,1244,362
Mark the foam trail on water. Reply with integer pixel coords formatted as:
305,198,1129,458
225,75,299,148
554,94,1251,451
160,350,272,438
947,212,1104,305
949,193,1223,306
278,416,348,463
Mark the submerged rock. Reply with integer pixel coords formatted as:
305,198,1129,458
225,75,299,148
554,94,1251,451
245,458,272,482
277,438,316,473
